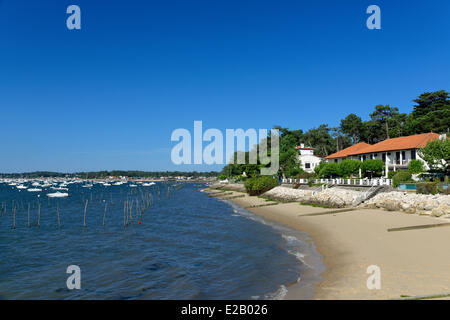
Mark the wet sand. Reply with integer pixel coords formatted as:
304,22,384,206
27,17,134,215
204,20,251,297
206,188,450,299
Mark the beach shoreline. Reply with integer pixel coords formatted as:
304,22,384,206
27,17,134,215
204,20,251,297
205,187,450,300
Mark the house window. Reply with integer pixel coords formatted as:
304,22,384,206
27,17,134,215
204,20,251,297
382,153,386,162
305,163,311,169
411,149,416,160
373,153,378,157
362,155,366,161
335,159,338,163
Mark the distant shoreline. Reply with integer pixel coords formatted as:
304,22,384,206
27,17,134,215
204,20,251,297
205,186,450,300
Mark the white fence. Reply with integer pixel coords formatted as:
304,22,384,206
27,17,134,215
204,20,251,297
282,177,392,186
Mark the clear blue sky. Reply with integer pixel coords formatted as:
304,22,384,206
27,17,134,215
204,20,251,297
1,0,449,173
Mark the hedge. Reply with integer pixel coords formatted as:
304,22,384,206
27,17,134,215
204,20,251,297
244,176,278,196
392,171,412,188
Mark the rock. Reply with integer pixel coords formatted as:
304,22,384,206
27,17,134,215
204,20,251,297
363,191,449,216
263,186,313,202
431,204,450,217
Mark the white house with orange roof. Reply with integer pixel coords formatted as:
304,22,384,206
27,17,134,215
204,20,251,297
296,144,323,173
325,132,444,177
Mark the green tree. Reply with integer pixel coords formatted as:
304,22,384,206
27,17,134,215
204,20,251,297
339,159,361,177
275,127,304,177
340,114,364,144
407,159,425,174
304,124,335,156
361,120,384,144
418,138,450,174
404,91,450,135
319,162,340,178
392,171,413,188
244,175,278,196
370,105,401,139
330,127,352,152
361,159,384,178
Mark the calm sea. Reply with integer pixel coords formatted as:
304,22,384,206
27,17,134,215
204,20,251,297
0,181,323,299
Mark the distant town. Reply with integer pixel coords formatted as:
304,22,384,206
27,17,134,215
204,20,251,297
0,171,219,181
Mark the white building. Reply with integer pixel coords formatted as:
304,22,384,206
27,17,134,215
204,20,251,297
325,132,444,177
296,144,323,173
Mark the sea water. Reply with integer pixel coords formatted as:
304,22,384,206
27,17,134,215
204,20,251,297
0,181,323,299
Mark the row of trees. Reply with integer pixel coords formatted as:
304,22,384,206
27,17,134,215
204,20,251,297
314,159,384,178
0,171,220,179
295,138,449,179
221,90,449,178
340,90,449,145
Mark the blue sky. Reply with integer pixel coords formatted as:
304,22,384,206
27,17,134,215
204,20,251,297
0,0,449,173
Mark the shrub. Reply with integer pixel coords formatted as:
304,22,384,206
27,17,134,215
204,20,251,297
416,182,439,195
295,171,315,179
319,162,340,178
217,174,227,180
339,159,361,177
285,167,303,178
438,183,450,195
419,138,450,174
361,159,384,177
392,171,412,188
314,162,326,175
244,176,278,196
408,160,425,174
387,171,397,179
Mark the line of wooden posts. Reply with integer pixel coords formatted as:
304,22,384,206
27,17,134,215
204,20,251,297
0,183,182,229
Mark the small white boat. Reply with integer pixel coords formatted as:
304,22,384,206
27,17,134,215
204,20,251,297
46,192,69,198
129,184,137,187
28,188,42,192
82,184,93,188
51,187,69,191
142,182,156,186
16,185,28,190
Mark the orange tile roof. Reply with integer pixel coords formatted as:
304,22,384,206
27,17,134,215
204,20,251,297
349,132,440,155
325,142,371,159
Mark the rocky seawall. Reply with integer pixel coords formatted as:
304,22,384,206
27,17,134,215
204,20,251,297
263,186,313,202
360,191,450,217
263,186,365,207
208,183,246,192
209,183,450,216
309,188,365,207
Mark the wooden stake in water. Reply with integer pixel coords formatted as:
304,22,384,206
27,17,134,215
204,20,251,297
13,205,16,229
123,200,126,226
83,200,88,228
102,203,107,227
129,199,133,220
37,202,41,227
28,203,30,228
57,203,61,228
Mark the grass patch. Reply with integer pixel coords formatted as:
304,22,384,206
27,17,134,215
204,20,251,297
300,202,336,209
257,195,276,202
400,293,450,300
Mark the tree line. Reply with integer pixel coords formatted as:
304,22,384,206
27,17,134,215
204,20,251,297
221,90,450,178
0,171,219,179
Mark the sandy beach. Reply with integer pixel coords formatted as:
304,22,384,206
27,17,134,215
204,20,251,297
206,188,450,300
